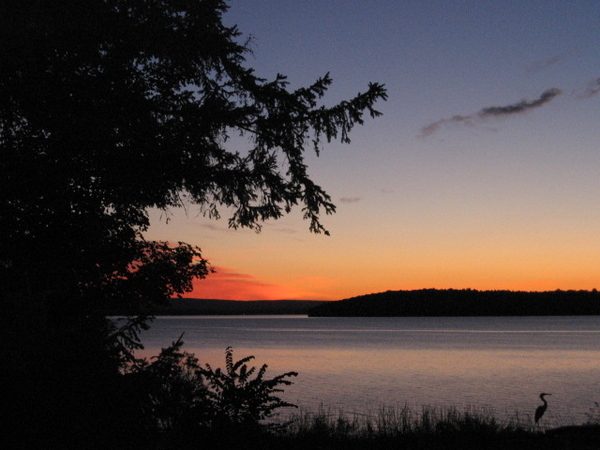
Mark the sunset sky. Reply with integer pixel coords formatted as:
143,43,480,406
145,1,600,301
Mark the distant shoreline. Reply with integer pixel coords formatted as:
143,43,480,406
124,289,600,317
144,298,325,316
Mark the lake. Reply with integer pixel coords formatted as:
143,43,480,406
134,315,600,426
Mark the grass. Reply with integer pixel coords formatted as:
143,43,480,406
245,404,600,450
152,402,600,449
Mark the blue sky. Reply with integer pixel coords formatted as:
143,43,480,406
147,1,600,300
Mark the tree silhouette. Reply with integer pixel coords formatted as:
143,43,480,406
1,0,385,446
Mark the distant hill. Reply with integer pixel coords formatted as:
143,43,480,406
151,298,325,315
308,289,600,317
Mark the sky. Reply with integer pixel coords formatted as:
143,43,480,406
145,0,600,301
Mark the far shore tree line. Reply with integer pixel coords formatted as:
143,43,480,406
309,288,600,317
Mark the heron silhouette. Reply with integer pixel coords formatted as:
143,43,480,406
534,393,551,424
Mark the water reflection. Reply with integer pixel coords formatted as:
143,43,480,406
136,316,600,425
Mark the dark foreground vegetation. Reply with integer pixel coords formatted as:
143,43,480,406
2,0,385,448
309,289,600,317
268,407,600,450
110,394,600,450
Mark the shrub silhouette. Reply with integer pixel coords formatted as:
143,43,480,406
125,337,298,443
199,346,298,429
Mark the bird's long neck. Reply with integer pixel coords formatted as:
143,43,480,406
540,395,548,406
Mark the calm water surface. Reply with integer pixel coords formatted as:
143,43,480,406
134,315,600,426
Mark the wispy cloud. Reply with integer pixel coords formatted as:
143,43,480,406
525,55,563,74
419,88,562,137
184,266,283,300
200,223,231,232
573,77,600,99
340,197,362,203
273,226,299,234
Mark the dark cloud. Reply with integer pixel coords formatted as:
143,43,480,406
479,88,562,117
573,78,600,99
419,88,562,137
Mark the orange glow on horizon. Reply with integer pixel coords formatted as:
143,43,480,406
184,266,335,301
181,262,600,301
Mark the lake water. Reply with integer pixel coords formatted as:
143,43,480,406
134,315,600,426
